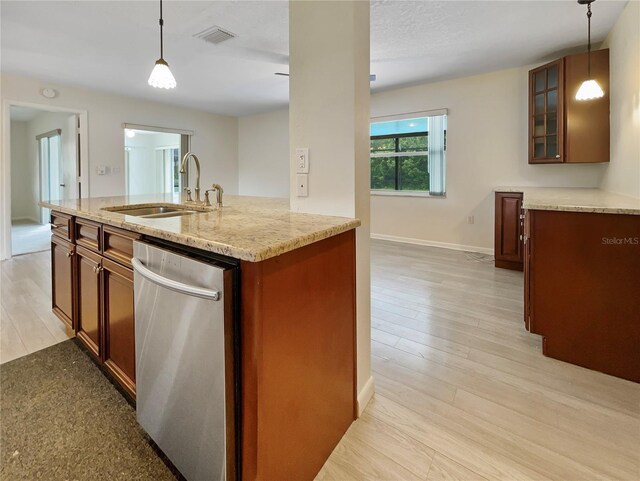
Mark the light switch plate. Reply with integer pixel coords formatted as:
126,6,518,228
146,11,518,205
296,148,309,174
296,174,308,197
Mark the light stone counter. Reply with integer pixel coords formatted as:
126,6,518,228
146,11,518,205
494,187,640,215
40,194,360,262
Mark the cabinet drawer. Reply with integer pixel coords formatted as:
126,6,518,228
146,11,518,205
75,218,102,253
50,211,74,242
102,225,141,268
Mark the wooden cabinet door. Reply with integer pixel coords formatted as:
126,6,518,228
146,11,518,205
51,235,75,329
494,192,524,271
529,58,564,164
564,49,610,163
102,258,136,398
75,245,103,359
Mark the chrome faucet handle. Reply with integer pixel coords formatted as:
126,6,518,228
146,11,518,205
183,187,193,203
210,183,224,209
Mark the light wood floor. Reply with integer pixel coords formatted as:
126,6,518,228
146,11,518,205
2,243,639,480
316,240,640,481
0,250,72,364
11,220,51,256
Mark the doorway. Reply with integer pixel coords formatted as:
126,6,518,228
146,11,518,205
123,125,191,196
8,106,79,256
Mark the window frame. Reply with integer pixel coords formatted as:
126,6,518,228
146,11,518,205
369,108,447,198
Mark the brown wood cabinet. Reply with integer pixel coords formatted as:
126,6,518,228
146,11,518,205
102,258,136,397
524,209,640,382
51,235,75,329
50,211,140,398
75,246,103,360
529,49,609,164
494,192,524,271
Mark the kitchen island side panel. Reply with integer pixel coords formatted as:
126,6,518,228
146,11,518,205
240,229,357,481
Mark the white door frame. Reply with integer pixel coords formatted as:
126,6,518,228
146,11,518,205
1,100,89,260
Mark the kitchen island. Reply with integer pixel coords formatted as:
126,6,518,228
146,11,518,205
41,194,361,481
494,187,640,382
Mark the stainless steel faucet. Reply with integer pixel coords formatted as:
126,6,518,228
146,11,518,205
205,184,224,209
179,152,201,204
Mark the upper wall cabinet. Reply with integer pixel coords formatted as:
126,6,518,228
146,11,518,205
528,49,609,164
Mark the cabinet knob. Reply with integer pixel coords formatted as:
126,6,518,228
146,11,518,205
555,155,561,159
66,251,74,257
93,265,103,274
520,235,523,241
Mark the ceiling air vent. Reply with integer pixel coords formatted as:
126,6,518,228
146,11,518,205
194,26,237,45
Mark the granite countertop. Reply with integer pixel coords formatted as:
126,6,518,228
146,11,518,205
40,194,360,262
494,187,640,215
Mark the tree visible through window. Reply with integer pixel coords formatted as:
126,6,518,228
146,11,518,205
370,113,447,195
371,133,429,191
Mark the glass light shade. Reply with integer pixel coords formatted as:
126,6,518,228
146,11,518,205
148,59,176,89
575,79,604,101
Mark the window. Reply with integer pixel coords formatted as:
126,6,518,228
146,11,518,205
370,110,447,196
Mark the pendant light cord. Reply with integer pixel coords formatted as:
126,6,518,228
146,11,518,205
159,0,164,60
586,2,592,78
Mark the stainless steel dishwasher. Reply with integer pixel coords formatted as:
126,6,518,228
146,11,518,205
132,241,238,481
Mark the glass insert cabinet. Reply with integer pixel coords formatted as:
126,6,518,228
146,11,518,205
527,50,610,165
529,59,564,163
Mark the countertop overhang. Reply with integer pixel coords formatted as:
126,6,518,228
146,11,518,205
494,187,640,215
40,194,361,262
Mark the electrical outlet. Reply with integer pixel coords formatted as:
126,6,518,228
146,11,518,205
296,148,309,174
467,216,475,225
296,174,308,197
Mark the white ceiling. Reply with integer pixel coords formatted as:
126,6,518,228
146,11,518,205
1,1,627,117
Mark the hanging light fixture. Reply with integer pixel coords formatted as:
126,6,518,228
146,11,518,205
148,0,176,89
575,0,604,101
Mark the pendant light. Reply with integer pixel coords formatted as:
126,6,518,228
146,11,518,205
148,0,176,89
575,0,604,101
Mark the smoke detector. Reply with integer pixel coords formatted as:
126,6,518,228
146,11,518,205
194,26,237,45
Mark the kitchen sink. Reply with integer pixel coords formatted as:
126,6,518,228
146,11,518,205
103,204,202,218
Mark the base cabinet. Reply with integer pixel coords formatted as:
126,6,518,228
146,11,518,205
103,259,136,397
50,211,139,398
494,192,524,271
51,235,75,329
75,246,103,360
524,209,640,382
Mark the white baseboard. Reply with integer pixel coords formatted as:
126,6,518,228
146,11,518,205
357,375,375,416
371,233,494,255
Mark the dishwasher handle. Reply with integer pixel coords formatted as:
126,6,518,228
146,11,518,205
131,257,221,301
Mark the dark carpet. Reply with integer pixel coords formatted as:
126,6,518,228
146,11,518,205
0,340,176,481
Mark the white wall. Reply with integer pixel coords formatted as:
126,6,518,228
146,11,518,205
9,120,32,220
600,1,640,199
370,67,610,251
238,109,289,197
1,73,239,199
237,64,610,251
